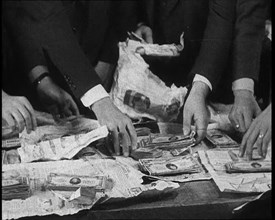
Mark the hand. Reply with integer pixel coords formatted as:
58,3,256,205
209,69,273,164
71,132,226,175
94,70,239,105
239,104,271,160
2,90,37,133
229,90,261,133
36,76,79,120
91,97,137,156
135,24,153,44
183,82,210,143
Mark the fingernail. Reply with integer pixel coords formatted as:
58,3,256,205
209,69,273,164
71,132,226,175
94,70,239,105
116,152,120,156
124,152,129,157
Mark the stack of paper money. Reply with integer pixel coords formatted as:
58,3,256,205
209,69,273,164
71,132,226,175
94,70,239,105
2,176,31,200
206,129,239,148
225,161,272,173
46,173,107,192
139,156,202,176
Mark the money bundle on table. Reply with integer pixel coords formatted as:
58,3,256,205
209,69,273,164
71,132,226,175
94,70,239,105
2,176,31,200
206,129,239,148
46,173,107,192
139,155,202,176
225,161,272,173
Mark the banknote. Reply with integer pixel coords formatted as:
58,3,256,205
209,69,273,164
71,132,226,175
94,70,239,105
206,130,239,148
170,145,194,157
225,161,272,173
46,173,107,192
139,155,202,176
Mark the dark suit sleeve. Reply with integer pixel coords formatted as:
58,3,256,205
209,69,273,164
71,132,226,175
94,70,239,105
4,0,103,100
232,0,270,82
190,0,236,90
2,1,47,74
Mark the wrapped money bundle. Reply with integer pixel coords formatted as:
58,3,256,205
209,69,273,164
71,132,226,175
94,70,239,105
225,161,272,173
46,173,107,192
2,176,31,200
139,156,202,176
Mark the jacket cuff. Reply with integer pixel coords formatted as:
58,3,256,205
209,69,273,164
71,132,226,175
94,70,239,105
80,85,109,108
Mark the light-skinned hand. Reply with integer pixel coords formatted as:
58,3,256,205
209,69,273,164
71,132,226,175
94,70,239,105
91,97,137,157
239,104,271,160
183,81,210,143
2,90,37,133
36,76,79,120
229,90,261,133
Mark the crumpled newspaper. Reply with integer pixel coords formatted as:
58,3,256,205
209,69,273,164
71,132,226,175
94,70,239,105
18,117,108,163
110,39,187,122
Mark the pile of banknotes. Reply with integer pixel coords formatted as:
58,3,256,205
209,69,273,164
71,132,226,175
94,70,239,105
2,176,31,200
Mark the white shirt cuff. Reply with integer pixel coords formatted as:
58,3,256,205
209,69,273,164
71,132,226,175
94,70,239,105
193,74,212,91
80,85,109,108
232,78,254,94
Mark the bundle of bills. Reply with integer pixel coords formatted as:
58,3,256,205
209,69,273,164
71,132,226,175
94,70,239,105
46,173,107,192
138,131,196,150
206,130,239,148
2,176,31,200
139,155,202,176
225,161,272,173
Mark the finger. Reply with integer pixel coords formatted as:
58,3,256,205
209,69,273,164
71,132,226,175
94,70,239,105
244,127,260,160
20,97,37,131
254,133,264,158
228,110,240,131
69,98,80,116
145,33,153,44
126,121,138,150
262,130,271,158
183,107,192,136
11,110,25,133
110,127,120,156
236,113,246,133
48,105,61,122
194,117,208,143
63,107,73,118
3,113,16,128
18,106,32,134
243,110,253,132
119,127,131,157
239,122,255,157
